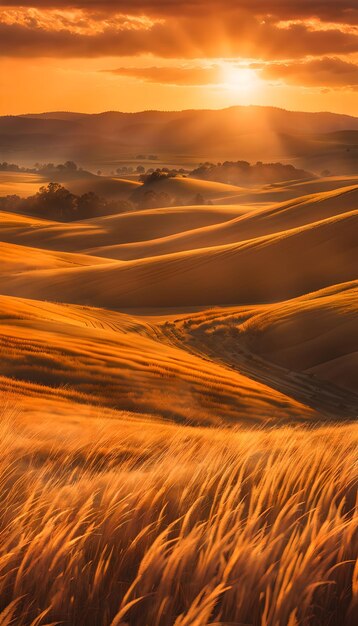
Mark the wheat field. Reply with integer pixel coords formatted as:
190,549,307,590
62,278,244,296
0,404,356,626
1,176,357,625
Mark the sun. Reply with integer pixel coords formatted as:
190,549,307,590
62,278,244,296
221,65,260,94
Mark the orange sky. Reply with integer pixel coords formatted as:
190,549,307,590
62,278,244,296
0,1,357,115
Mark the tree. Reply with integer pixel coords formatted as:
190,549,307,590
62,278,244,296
0,183,124,221
77,192,106,219
31,183,77,220
136,190,172,210
0,194,21,212
63,161,78,171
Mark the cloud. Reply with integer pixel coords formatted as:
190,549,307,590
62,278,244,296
105,65,223,85
1,2,358,24
0,12,357,60
106,59,358,91
261,57,358,90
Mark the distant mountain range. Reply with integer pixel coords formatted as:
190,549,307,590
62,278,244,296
0,106,357,175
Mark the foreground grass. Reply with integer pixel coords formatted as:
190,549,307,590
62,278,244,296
0,406,357,625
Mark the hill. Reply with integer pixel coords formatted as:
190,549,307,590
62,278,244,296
87,185,358,260
1,211,357,309
0,204,247,251
0,241,114,272
1,106,357,173
239,282,358,393
166,282,358,404
0,294,313,425
1,171,357,424
130,175,242,207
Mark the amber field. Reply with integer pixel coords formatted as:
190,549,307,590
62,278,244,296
0,404,356,626
1,170,358,625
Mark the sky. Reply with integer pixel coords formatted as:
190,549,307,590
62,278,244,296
0,1,357,115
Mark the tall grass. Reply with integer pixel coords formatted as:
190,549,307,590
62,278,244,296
0,405,357,625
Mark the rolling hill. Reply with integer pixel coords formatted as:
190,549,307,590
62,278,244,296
0,294,313,425
2,211,356,309
1,105,357,173
165,282,358,408
1,172,357,426
0,204,247,251
87,184,358,260
240,281,358,392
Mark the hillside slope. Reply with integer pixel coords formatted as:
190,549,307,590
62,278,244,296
166,282,358,400
2,211,356,308
88,185,358,260
0,204,247,251
1,174,357,424
0,295,314,425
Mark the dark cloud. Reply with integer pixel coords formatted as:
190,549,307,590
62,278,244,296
0,16,357,60
1,2,358,24
0,21,189,58
261,57,358,89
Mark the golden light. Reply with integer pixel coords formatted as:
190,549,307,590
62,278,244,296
221,65,260,94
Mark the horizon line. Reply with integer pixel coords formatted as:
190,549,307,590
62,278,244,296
2,103,358,120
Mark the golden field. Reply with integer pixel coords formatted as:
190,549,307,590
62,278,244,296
0,170,357,624
0,404,357,626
